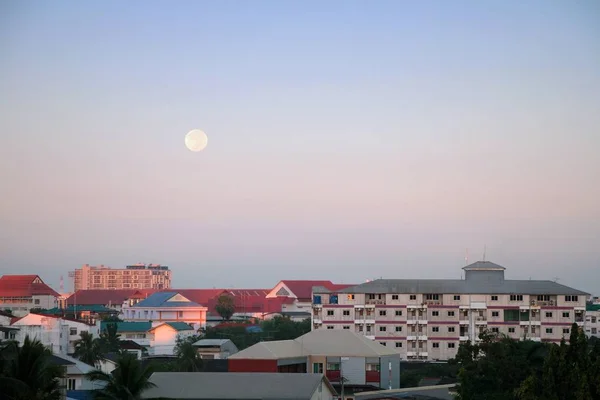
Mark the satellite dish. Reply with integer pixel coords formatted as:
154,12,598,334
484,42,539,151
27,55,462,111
185,129,208,152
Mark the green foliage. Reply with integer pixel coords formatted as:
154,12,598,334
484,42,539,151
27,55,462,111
215,294,236,321
86,352,155,400
73,331,104,366
202,317,311,350
174,335,203,372
100,322,121,353
0,336,64,400
399,363,458,388
452,325,600,400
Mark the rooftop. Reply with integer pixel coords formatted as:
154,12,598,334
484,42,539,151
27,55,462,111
0,275,59,298
142,372,336,399
229,329,398,360
100,321,152,333
149,322,195,332
133,292,203,308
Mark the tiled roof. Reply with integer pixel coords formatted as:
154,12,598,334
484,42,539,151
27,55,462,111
133,292,201,308
0,275,59,297
279,280,347,300
66,289,156,307
100,321,152,333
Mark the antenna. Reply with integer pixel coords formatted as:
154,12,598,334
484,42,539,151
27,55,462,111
59,275,64,293
483,245,487,262
465,248,469,266
553,277,560,283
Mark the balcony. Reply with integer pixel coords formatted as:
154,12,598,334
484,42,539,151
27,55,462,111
475,317,487,324
365,299,386,306
423,300,443,306
459,336,469,341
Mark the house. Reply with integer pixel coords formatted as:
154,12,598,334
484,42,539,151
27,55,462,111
192,339,239,359
585,303,600,338
148,321,196,355
66,289,156,312
0,275,60,317
49,353,101,391
266,280,353,318
11,313,100,355
100,321,152,347
141,372,337,400
228,329,401,394
121,292,208,329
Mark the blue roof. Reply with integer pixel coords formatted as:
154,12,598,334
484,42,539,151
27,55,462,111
100,321,152,333
133,292,201,308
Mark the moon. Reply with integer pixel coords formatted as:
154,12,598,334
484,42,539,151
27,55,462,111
185,129,208,152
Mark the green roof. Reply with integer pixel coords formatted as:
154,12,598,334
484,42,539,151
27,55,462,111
587,304,600,312
164,322,195,331
40,305,114,314
100,321,152,333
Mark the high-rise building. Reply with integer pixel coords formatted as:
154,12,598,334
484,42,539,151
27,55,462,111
311,261,589,361
71,264,172,291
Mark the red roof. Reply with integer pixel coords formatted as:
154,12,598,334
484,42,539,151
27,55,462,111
279,280,340,300
0,275,59,298
66,289,157,306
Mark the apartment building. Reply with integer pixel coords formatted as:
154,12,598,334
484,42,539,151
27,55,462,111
312,261,589,361
0,275,59,316
71,263,172,291
585,304,600,338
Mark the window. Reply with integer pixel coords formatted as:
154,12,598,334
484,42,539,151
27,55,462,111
343,326,350,330
593,328,597,334
432,311,439,317
492,311,499,317
379,310,387,316
425,294,440,300
545,312,553,318
379,326,387,332
510,295,524,301
327,326,334,330
409,295,417,300
380,342,387,346
343,310,350,316
546,328,553,334
392,295,399,300
491,295,498,301
453,295,461,301
395,342,402,348
509,327,515,333
395,310,403,316
433,342,440,348
448,327,455,333
366,325,371,332
537,295,550,301
358,325,363,332
563,328,570,334
178,311,183,317
491,327,499,333
395,326,402,332
562,312,570,318
565,295,579,302
327,363,340,371
67,379,76,390
448,311,455,317
313,363,324,373
367,294,376,300
34,299,40,305
592,317,596,323
432,327,439,332
347,294,355,300
69,328,78,336
327,310,334,316
448,343,456,348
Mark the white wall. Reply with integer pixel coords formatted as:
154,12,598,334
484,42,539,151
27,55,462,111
149,326,195,355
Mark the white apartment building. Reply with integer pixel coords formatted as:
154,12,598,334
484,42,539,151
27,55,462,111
71,263,172,291
585,304,600,338
312,261,589,361
11,313,100,355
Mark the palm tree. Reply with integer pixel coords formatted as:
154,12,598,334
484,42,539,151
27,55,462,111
86,352,155,400
100,323,121,353
174,336,203,372
73,331,103,366
0,336,64,400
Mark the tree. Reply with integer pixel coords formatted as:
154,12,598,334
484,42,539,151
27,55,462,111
100,323,121,353
0,336,64,400
261,316,311,340
73,331,104,367
215,294,236,321
174,335,203,372
86,352,155,400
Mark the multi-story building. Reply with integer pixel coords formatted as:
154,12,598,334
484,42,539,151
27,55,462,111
0,275,59,316
311,261,589,361
585,303,600,338
71,263,172,291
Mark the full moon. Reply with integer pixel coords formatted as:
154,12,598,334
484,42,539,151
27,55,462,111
185,129,208,152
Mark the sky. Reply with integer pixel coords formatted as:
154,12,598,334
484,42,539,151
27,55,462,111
1,0,599,295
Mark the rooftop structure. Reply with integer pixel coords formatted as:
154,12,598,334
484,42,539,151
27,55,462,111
0,275,59,316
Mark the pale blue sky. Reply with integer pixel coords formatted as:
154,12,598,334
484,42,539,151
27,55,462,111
1,1,599,294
